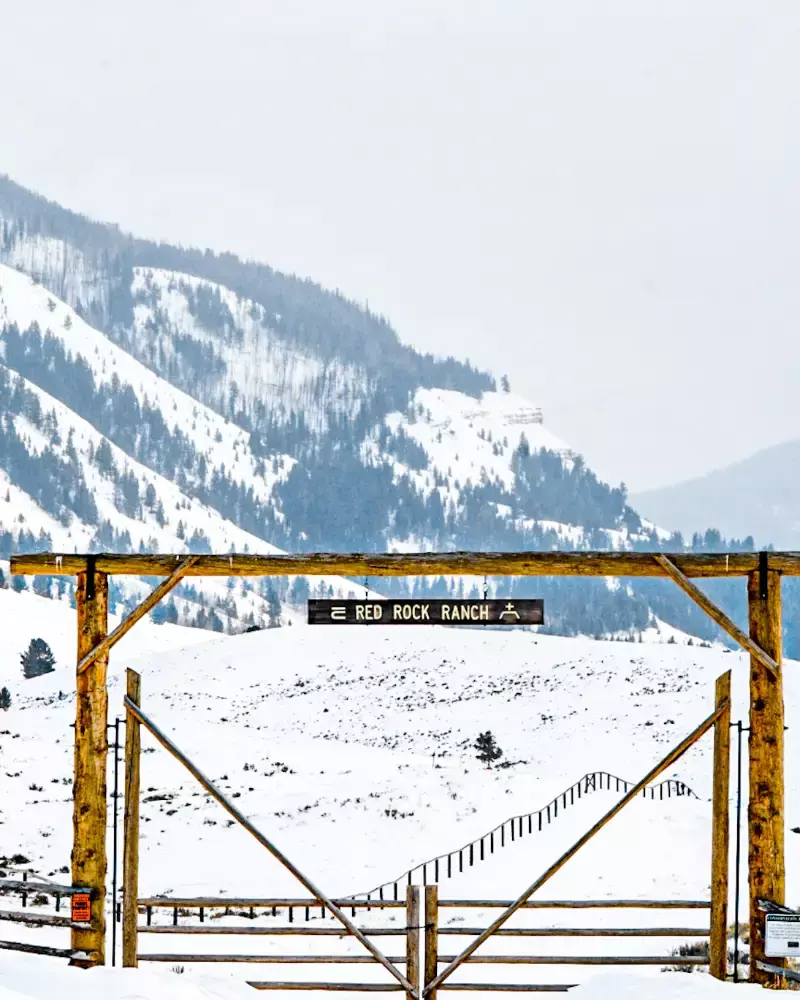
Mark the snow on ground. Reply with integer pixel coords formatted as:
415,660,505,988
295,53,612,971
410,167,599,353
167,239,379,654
0,956,768,1000
1,595,797,993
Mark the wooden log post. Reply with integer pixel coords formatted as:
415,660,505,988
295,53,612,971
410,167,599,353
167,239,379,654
424,886,439,1000
709,670,731,980
406,886,420,1000
747,566,786,986
71,563,109,967
123,669,142,968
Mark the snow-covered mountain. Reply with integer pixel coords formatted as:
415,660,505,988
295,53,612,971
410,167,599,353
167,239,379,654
0,175,785,647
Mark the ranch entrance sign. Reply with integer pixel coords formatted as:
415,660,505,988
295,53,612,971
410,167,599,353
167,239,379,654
9,548,794,986
307,598,544,625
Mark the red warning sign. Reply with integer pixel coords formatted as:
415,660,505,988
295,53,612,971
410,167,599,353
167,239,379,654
71,892,91,923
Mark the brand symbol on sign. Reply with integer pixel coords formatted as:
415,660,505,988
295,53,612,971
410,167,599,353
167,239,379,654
499,602,520,620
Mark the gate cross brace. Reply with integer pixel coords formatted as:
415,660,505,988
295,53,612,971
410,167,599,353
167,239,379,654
124,696,417,997
423,698,728,996
76,556,199,676
653,554,778,678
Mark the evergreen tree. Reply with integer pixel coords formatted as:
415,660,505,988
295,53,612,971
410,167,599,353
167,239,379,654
21,638,56,679
0,687,11,710
266,588,281,629
474,731,503,767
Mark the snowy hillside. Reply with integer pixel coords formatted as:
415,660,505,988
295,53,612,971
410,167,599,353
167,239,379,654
0,597,796,992
1,175,792,652
2,598,797,902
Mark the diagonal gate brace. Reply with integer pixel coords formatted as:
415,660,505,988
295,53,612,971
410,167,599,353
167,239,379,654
654,554,778,678
423,698,729,995
77,556,200,675
124,696,417,997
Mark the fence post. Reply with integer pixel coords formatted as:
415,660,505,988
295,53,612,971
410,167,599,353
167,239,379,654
406,885,420,1000
72,564,109,967
747,566,785,986
122,669,141,968
710,670,731,980
425,885,439,1000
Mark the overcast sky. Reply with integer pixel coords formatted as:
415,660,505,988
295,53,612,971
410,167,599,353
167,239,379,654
2,1,798,491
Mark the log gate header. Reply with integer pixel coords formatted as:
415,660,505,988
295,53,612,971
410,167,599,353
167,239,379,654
8,549,792,987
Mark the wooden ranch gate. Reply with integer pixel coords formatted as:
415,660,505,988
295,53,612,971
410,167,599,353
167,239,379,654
118,663,728,992
9,549,794,986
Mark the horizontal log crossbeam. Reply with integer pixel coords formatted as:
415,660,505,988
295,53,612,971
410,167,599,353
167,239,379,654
11,550,800,578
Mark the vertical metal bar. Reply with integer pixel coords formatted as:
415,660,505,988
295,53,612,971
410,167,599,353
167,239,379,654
458,851,463,873
469,844,474,866
146,906,151,927
435,859,439,881
448,854,452,877
200,907,204,923
173,907,178,926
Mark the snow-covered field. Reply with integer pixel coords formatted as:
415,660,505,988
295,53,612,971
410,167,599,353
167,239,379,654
0,588,797,996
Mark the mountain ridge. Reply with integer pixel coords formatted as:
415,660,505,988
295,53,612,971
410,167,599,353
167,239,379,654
0,174,795,653
632,438,800,549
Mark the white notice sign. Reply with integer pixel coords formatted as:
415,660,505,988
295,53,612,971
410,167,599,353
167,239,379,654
765,914,800,957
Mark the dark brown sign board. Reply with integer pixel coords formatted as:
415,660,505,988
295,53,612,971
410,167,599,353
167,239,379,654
307,598,544,626
71,892,91,923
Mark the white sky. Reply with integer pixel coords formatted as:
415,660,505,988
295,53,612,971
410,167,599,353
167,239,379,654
1,0,798,491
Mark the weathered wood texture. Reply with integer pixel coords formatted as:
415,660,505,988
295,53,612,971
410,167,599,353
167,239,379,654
77,557,199,675
425,886,438,1000
425,700,727,996
709,670,731,980
0,939,94,960
11,550,800,578
436,987,574,993
140,954,408,963
138,897,406,909
406,886,420,1000
0,881,87,897
747,569,786,986
71,567,108,968
247,984,404,992
437,928,708,937
435,900,710,909
123,669,142,968
138,926,409,936
436,956,705,967
654,556,778,676
0,909,90,929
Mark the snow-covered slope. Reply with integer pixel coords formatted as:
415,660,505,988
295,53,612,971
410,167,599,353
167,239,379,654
1,603,796,989
0,179,770,650
2,604,797,901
